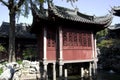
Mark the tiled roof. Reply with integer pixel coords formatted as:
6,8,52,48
108,24,120,30
31,3,48,20
112,6,120,11
0,22,36,39
31,1,112,29
112,6,120,16
49,3,112,26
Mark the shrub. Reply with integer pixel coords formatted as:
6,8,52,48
0,44,6,52
0,68,3,75
23,48,37,60
17,60,22,64
97,39,113,48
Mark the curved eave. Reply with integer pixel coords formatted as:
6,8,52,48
31,1,112,33
112,6,120,11
113,12,120,16
112,6,120,16
108,24,120,30
30,3,49,33
49,3,112,28
31,4,48,20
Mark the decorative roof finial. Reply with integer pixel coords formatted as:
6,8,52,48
47,0,53,8
75,7,78,14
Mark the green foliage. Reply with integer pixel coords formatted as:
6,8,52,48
0,44,6,52
16,0,30,20
98,38,120,72
39,0,44,3
97,39,113,48
97,28,114,48
0,68,3,75
23,48,37,60
97,39,120,48
17,60,22,64
96,28,108,39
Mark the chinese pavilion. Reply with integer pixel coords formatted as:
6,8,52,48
30,1,112,80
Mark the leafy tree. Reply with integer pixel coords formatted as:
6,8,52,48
97,27,120,72
30,0,78,12
0,0,27,62
96,28,108,40
23,47,37,60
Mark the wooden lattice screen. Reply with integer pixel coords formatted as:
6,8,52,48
63,29,92,49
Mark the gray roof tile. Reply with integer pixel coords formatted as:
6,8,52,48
0,22,36,39
112,6,120,16
31,1,112,29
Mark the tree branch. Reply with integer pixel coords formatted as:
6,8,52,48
0,0,9,7
17,0,25,8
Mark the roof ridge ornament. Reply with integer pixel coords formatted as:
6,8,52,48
48,0,53,9
75,7,78,14
93,15,96,18
93,15,96,21
111,6,120,16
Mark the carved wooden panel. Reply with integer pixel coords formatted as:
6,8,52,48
87,33,92,47
47,31,56,48
62,29,93,60
63,29,92,49
47,28,56,60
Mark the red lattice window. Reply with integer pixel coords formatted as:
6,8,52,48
63,29,92,49
47,31,56,47
69,32,73,46
87,33,92,47
78,32,82,46
73,33,78,46
63,31,67,46
82,33,87,46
